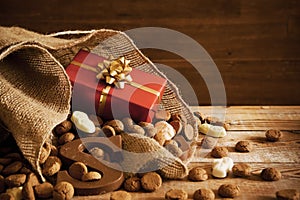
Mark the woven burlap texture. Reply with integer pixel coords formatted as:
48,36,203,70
0,26,197,180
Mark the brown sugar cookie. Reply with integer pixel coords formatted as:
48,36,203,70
265,129,282,142
165,189,188,200
276,189,300,200
218,184,240,198
193,188,215,200
232,163,251,177
261,167,281,181
123,177,141,192
141,172,162,192
110,190,132,200
53,181,74,200
211,146,228,158
34,182,54,199
188,166,208,181
68,162,88,180
235,141,253,152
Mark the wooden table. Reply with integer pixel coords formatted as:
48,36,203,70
76,106,300,200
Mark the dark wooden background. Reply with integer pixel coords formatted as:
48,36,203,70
0,0,299,106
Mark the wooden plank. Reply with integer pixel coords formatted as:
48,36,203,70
74,163,300,200
193,130,300,162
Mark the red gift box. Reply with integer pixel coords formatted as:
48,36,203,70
66,50,167,123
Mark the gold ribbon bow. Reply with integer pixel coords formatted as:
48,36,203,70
96,56,133,89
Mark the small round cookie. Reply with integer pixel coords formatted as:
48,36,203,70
276,189,300,200
53,181,74,200
218,184,240,198
211,146,228,158
232,163,251,177
265,129,282,142
193,188,215,200
81,171,102,182
261,167,281,181
68,162,88,180
34,182,54,199
141,172,162,192
188,166,208,181
110,190,132,200
124,177,141,192
235,141,253,152
165,189,188,200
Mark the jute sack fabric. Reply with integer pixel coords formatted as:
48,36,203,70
0,26,197,180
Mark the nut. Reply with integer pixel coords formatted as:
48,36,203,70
68,162,88,180
22,182,35,200
5,187,23,200
5,174,26,188
34,182,53,199
188,166,208,181
53,181,74,200
81,171,102,182
102,125,116,137
71,111,96,133
89,147,105,159
232,163,251,177
127,125,145,135
171,113,187,123
39,142,51,164
0,158,12,166
265,129,282,142
198,124,226,138
155,109,171,121
276,189,300,200
58,132,75,145
193,188,215,200
212,157,234,178
169,120,182,134
193,111,206,124
122,117,134,130
123,177,141,192
141,172,162,192
155,121,176,141
261,167,281,181
104,120,124,133
211,146,228,158
235,141,253,152
110,190,132,200
218,184,240,198
165,189,188,200
55,120,72,136
27,173,40,187
42,156,62,176
2,161,23,176
50,144,59,156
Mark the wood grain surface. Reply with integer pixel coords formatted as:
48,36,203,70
0,0,299,105
74,106,300,200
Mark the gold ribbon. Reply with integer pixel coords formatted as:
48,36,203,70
71,57,161,115
97,56,132,89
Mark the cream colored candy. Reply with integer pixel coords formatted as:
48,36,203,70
212,157,234,178
6,187,23,200
199,123,226,138
71,111,96,133
154,121,176,141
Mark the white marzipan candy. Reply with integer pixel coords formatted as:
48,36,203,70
212,157,234,178
71,111,96,133
198,123,227,138
6,187,23,200
155,121,176,140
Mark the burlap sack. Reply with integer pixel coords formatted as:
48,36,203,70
0,26,197,180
